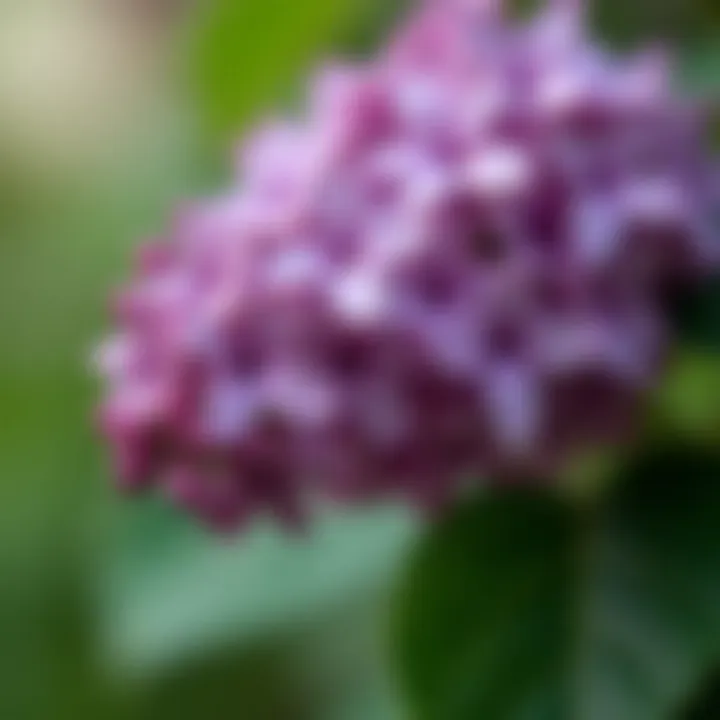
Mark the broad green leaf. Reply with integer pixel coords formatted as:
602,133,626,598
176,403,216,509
187,0,362,140
282,591,408,720
124,588,406,720
392,450,720,720
103,500,417,674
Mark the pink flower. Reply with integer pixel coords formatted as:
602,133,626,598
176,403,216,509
96,0,718,531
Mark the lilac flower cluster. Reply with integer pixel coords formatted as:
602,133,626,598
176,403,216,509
96,0,718,530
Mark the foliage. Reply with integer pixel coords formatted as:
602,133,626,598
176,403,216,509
393,451,720,720
1,1,719,719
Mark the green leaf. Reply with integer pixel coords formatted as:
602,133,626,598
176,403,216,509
187,0,361,140
392,450,720,720
103,500,417,675
186,0,424,144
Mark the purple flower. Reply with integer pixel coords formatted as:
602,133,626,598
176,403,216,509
96,0,718,531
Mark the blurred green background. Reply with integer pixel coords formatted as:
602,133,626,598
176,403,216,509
0,1,718,719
